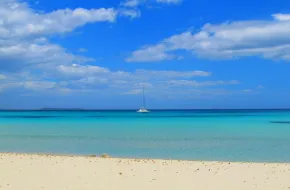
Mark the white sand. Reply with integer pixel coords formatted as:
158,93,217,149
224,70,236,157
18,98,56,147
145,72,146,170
1,153,290,190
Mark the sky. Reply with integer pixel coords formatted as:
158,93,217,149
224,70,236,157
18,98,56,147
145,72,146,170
0,0,290,109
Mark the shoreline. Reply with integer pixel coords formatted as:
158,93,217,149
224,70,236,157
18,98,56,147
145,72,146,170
0,152,289,164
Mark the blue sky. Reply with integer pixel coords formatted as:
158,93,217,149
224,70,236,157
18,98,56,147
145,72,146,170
0,0,290,109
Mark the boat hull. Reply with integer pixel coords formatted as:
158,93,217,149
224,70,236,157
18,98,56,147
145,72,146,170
137,109,150,113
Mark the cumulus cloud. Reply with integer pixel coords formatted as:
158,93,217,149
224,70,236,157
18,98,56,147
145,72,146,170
121,0,182,7
0,0,242,99
0,42,94,71
127,13,290,62
51,64,236,94
57,64,109,77
272,14,290,21
0,61,238,97
0,0,118,72
0,1,117,38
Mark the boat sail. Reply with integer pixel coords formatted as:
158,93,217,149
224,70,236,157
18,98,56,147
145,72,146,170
137,87,149,113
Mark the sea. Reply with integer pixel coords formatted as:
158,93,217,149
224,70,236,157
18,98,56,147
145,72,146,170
1,109,290,162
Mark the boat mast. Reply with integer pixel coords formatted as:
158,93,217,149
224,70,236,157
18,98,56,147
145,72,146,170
142,86,146,108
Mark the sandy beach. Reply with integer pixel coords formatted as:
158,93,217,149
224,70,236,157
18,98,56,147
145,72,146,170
0,153,290,190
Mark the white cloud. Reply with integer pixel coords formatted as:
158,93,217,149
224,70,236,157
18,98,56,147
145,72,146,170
0,80,69,94
0,1,117,38
121,0,141,7
127,13,290,62
54,63,211,79
126,44,175,62
167,80,239,87
0,74,7,80
134,69,211,78
257,85,264,89
272,14,290,21
62,67,233,91
0,64,241,99
0,0,243,99
0,61,229,95
0,0,183,73
23,81,56,90
156,0,182,4
57,64,109,77
78,48,88,53
0,0,116,71
0,42,93,71
49,64,212,93
121,0,182,7
118,8,141,18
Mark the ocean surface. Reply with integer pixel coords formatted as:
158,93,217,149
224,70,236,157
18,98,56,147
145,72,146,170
1,110,290,162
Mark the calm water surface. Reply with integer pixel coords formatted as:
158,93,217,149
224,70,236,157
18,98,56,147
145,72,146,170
1,110,290,162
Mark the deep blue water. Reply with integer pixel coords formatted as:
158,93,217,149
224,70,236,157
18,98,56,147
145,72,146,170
1,110,290,162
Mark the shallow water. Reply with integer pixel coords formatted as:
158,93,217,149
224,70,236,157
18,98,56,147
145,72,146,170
1,110,290,162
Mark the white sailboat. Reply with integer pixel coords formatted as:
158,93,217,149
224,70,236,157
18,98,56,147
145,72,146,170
137,87,149,113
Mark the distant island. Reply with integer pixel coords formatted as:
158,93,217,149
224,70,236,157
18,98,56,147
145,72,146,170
40,108,86,111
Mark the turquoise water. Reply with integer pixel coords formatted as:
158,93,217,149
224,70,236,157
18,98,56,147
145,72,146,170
1,110,290,162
